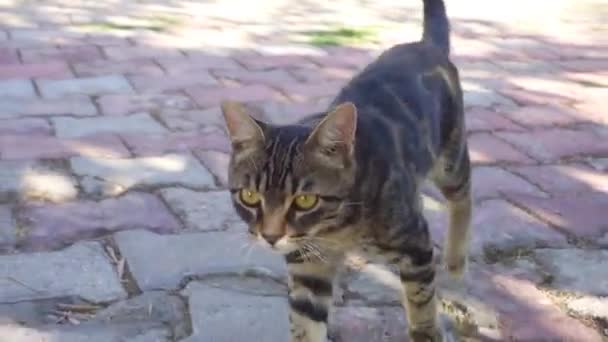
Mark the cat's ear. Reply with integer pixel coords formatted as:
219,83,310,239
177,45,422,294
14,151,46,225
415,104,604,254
305,102,357,166
221,101,265,150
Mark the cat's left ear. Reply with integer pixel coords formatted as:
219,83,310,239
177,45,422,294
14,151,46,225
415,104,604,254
305,102,357,166
221,101,266,150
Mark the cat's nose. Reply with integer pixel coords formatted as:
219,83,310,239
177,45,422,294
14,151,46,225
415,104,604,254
261,233,282,246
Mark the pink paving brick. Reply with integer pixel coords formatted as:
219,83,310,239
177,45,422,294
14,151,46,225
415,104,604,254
20,45,103,64
0,62,72,79
468,133,536,165
465,107,522,132
16,192,180,251
185,84,285,108
252,100,329,125
288,66,354,83
122,130,230,156
97,93,196,116
158,55,242,73
496,128,608,162
559,59,608,73
0,118,52,135
509,164,608,196
85,34,131,47
37,75,133,99
0,97,97,119
213,68,298,87
461,265,603,342
308,47,375,69
195,150,230,186
498,104,581,127
472,166,547,201
129,72,217,93
508,192,608,238
73,59,165,77
276,80,344,102
0,134,130,159
498,87,575,106
0,48,20,64
235,54,316,70
104,45,183,61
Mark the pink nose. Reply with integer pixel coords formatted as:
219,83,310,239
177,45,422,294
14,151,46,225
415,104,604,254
261,233,281,246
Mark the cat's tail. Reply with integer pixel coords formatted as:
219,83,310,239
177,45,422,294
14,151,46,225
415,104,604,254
421,0,450,55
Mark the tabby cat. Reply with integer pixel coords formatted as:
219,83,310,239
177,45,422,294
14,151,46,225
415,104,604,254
221,0,471,341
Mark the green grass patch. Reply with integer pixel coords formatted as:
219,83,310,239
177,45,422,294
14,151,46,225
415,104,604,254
79,15,183,33
302,27,378,46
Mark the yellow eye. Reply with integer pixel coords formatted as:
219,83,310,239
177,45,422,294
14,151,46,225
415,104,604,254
240,189,261,206
294,194,318,210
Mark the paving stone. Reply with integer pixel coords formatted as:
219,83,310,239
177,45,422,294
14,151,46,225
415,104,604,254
440,262,602,341
72,154,216,195
0,48,19,64
157,55,242,74
160,188,241,231
0,97,97,119
97,93,196,116
462,81,517,108
508,192,608,238
0,160,77,203
74,59,165,77
181,282,289,342
0,118,51,135
278,80,344,102
0,241,126,303
104,46,183,61
468,133,536,165
429,199,566,257
253,99,329,125
38,75,133,99
21,45,103,64
53,112,166,138
196,150,230,186
235,54,315,70
0,323,170,342
289,66,353,83
186,274,287,297
500,104,581,127
535,249,608,296
17,192,180,251
0,134,130,160
185,84,284,108
0,61,72,79
509,164,608,195
129,72,217,93
472,166,547,201
329,306,408,342
94,291,189,339
588,157,608,172
566,296,608,320
497,128,608,162
498,86,575,106
342,263,402,305
122,130,229,156
0,205,16,252
156,106,226,131
465,107,522,132
115,230,286,290
0,79,36,98
213,68,299,87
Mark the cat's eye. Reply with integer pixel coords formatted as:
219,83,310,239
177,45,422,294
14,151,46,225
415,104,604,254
240,189,261,206
294,194,319,210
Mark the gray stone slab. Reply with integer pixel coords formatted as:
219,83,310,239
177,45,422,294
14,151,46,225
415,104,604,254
0,205,16,252
159,188,243,231
0,241,127,303
0,323,170,342
72,154,216,195
38,75,133,99
53,112,166,138
181,282,290,342
0,79,36,98
0,160,78,203
115,230,286,291
343,263,402,305
534,249,608,296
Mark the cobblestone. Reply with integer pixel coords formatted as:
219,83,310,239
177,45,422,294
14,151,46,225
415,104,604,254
0,241,126,303
0,160,77,203
38,75,133,99
53,112,166,138
71,154,216,195
115,230,286,290
0,79,36,98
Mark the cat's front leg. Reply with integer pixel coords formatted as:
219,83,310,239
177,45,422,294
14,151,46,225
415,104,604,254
286,254,336,342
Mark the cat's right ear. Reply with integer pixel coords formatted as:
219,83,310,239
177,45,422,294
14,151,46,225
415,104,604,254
221,101,265,151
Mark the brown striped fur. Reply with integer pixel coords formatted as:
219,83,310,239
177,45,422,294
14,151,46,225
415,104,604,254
222,0,471,341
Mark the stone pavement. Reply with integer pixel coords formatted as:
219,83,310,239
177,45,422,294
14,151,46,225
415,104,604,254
0,0,607,340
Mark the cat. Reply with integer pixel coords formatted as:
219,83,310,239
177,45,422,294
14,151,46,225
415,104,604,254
221,0,471,341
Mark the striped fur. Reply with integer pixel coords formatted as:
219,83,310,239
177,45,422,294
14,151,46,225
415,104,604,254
222,0,470,341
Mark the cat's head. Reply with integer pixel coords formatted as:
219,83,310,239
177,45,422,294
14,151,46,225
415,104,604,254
221,101,358,255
